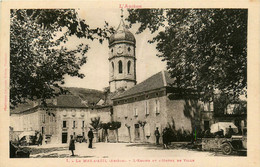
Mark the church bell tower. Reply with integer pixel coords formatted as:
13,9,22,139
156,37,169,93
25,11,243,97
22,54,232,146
108,12,136,92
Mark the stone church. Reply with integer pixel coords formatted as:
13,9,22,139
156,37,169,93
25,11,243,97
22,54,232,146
10,14,213,144
108,16,213,143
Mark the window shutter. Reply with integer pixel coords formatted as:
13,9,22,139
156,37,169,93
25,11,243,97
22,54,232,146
134,108,138,116
155,99,160,114
145,101,149,115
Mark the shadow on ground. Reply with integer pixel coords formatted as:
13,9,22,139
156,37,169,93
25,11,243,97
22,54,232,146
126,143,194,150
26,146,69,155
126,143,246,156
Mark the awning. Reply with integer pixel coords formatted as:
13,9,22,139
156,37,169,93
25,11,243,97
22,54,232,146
18,131,36,139
210,122,238,135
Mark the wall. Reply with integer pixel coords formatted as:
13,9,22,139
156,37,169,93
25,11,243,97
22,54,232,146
166,99,193,132
10,106,112,144
56,108,90,144
10,109,41,132
89,107,111,123
113,95,168,143
110,80,136,92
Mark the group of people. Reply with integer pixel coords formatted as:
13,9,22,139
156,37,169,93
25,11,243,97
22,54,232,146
154,127,172,149
69,128,94,156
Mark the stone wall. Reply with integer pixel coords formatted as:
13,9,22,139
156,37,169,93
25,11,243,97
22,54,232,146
113,95,168,143
166,99,192,132
10,109,41,132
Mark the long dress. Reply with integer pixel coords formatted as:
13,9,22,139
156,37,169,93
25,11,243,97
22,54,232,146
69,139,75,150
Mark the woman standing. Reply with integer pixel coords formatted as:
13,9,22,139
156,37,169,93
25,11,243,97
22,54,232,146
69,135,75,156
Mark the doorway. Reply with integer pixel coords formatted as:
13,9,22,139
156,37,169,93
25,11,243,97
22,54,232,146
62,132,68,143
42,127,45,134
134,124,140,140
204,121,210,130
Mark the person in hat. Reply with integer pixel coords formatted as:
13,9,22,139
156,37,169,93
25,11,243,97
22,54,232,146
227,125,234,138
88,128,94,148
154,127,160,145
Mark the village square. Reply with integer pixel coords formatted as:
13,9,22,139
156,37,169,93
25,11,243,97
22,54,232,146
9,8,247,158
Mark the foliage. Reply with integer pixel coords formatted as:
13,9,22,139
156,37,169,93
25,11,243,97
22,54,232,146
165,127,192,142
100,122,110,130
127,9,247,100
138,120,146,127
10,9,114,108
107,121,121,130
233,101,247,115
183,100,202,133
90,117,102,131
214,93,247,115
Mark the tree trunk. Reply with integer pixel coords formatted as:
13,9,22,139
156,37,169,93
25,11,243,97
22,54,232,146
105,129,108,143
94,130,98,142
115,129,119,142
127,127,131,143
142,127,145,142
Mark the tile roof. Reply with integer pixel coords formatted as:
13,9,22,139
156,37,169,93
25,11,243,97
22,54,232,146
10,101,37,114
10,87,107,113
112,71,176,99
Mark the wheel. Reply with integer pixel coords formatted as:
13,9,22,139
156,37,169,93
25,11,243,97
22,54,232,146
221,143,233,155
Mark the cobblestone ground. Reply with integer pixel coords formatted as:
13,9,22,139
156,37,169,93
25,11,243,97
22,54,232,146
24,142,242,158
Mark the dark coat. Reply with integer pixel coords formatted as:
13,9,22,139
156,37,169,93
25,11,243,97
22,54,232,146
162,130,167,144
154,129,160,137
69,139,75,150
88,130,94,139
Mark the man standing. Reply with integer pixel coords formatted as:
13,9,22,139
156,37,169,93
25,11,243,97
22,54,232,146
228,125,234,138
154,127,160,145
88,128,94,148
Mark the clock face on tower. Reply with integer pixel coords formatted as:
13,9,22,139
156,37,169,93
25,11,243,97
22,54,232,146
117,45,123,54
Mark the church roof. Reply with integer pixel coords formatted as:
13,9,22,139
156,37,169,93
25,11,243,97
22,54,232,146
109,18,136,46
112,71,176,99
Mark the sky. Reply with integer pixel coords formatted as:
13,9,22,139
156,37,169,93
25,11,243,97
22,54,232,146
63,8,166,91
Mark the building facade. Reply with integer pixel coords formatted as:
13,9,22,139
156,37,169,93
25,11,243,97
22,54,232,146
10,94,112,144
111,71,207,143
108,20,214,143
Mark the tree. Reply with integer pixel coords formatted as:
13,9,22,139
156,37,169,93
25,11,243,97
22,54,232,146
125,123,132,143
90,117,102,131
127,9,247,101
138,120,146,141
10,9,114,108
100,122,110,142
108,121,121,142
90,117,102,142
214,93,247,115
183,99,202,140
